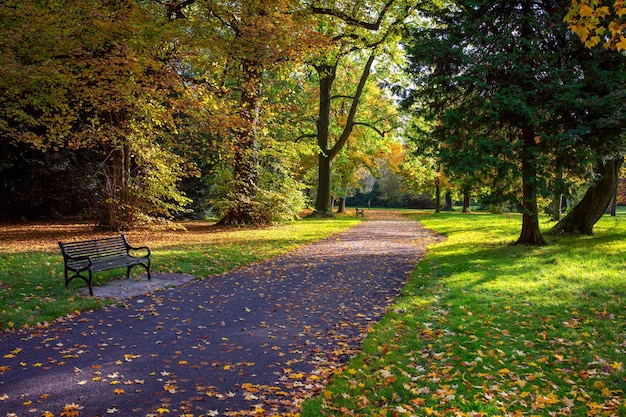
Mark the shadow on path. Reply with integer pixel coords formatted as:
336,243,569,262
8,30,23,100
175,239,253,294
0,212,440,416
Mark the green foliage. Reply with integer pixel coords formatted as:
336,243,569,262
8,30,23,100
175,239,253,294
307,211,626,416
402,1,626,243
0,0,200,228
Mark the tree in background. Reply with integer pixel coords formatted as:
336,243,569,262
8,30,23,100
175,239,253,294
307,0,414,216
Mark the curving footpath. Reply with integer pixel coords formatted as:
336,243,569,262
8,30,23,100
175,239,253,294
0,212,439,417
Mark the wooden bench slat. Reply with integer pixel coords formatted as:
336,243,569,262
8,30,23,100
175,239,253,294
59,235,151,296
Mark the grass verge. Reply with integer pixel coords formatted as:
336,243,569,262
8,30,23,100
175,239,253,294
304,212,626,417
0,215,360,331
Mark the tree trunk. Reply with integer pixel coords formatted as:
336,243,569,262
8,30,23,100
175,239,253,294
549,165,564,221
434,181,441,213
218,58,263,225
443,191,453,211
313,53,375,217
336,196,346,213
99,141,134,231
552,157,623,235
516,126,546,245
462,188,471,212
313,63,336,217
610,187,617,216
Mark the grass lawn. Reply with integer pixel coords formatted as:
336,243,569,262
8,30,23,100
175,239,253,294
0,214,361,331
303,212,626,417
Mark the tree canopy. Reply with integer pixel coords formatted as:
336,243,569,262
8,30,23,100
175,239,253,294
1,0,626,235
402,0,626,243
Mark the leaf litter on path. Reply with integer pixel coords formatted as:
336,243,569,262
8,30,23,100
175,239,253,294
0,212,440,416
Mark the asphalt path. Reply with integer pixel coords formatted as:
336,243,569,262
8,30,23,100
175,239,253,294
0,212,439,417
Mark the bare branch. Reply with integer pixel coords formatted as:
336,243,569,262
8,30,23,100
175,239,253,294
154,0,196,20
353,122,386,138
310,0,396,31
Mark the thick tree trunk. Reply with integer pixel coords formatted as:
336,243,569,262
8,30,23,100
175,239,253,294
552,157,623,235
313,63,336,217
516,126,546,245
218,58,263,225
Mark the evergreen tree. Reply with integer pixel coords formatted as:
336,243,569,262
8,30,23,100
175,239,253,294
403,0,626,244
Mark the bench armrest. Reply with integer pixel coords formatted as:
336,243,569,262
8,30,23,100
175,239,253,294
127,245,151,258
62,253,93,270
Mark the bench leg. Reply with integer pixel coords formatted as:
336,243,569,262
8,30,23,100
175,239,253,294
87,270,94,296
64,269,94,296
127,262,151,280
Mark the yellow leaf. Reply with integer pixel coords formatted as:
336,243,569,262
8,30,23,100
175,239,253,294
113,389,124,395
572,25,590,40
597,6,610,18
324,390,333,400
609,21,622,35
616,37,626,51
579,4,595,18
60,403,84,417
585,35,601,47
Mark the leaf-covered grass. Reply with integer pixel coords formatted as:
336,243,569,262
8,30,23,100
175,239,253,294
0,215,360,331
304,212,626,417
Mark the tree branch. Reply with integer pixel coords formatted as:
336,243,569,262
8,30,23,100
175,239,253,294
310,0,397,31
353,122,386,138
154,0,196,20
329,51,376,160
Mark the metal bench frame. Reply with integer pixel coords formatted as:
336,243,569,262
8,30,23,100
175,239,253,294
59,235,151,296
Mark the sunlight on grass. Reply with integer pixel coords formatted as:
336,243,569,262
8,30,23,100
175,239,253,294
0,216,360,330
306,212,626,417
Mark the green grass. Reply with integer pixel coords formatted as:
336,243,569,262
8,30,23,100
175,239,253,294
304,212,626,417
0,216,361,331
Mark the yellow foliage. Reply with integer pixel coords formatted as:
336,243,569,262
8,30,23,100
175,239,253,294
567,0,626,51
616,36,626,51
579,4,594,18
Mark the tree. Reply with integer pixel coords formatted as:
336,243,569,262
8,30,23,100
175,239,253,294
553,156,624,234
552,1,626,234
308,0,414,216
171,0,324,225
0,0,197,230
565,0,626,50
403,0,626,245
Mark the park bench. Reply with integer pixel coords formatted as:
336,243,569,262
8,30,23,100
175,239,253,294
355,208,364,217
58,235,151,296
